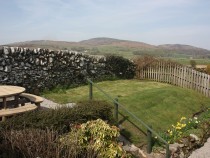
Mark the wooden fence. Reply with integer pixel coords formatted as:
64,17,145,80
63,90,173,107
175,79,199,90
136,62,210,97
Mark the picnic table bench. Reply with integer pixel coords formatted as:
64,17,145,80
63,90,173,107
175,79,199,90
0,86,44,121
20,93,44,107
0,103,38,118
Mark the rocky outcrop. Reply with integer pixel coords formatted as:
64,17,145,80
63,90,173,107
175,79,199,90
0,46,110,94
169,134,208,158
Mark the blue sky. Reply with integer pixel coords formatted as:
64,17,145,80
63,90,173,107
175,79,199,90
0,0,210,49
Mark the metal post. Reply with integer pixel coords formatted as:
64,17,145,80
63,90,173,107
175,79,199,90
165,144,170,158
114,98,118,125
147,126,152,154
89,82,93,100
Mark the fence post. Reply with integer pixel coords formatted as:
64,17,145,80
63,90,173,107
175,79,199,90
89,82,93,100
114,98,118,125
165,144,170,158
147,126,152,153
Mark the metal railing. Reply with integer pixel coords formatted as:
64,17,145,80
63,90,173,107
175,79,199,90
87,78,170,158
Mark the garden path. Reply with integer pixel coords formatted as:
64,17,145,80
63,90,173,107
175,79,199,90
40,98,75,109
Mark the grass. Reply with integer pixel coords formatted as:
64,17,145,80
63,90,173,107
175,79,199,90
42,79,210,145
161,57,210,65
86,46,210,65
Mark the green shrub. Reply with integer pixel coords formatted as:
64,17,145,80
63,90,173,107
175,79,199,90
60,119,131,158
190,60,197,68
0,100,114,133
105,55,136,79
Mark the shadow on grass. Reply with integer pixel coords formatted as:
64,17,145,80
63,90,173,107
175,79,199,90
119,112,147,136
118,112,148,147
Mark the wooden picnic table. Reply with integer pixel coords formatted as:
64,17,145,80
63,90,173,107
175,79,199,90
0,85,43,121
0,85,25,109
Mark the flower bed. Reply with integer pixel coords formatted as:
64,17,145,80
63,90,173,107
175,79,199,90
154,108,210,157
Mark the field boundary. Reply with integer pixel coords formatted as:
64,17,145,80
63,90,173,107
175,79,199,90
136,62,210,97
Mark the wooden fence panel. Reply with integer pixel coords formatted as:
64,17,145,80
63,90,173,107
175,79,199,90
137,62,210,97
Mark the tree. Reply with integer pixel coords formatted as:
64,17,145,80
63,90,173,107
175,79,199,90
190,60,196,68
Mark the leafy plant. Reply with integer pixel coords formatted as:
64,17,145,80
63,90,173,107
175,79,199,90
105,55,136,79
60,119,131,158
157,116,200,144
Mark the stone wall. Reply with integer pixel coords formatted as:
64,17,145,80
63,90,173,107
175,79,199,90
0,46,110,94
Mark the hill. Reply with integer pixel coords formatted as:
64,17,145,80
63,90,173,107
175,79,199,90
158,44,210,56
3,37,210,61
79,37,154,48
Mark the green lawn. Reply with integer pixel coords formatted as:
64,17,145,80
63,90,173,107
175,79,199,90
160,57,210,65
42,80,210,145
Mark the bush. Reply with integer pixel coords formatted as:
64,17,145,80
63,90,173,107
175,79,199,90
1,128,100,158
134,55,158,69
190,60,197,68
0,120,131,158
134,55,179,70
206,64,210,75
105,55,136,79
60,119,131,158
0,100,114,133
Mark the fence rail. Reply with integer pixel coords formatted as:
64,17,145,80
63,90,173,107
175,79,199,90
136,62,210,97
87,78,170,158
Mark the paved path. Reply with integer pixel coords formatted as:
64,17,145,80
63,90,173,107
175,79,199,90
188,138,210,158
40,98,75,109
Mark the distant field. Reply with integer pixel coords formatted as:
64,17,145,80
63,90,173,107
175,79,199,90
162,57,210,65
42,80,210,144
87,46,210,65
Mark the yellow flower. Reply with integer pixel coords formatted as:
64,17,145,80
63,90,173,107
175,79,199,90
180,117,186,121
181,124,186,128
177,122,181,126
176,126,181,130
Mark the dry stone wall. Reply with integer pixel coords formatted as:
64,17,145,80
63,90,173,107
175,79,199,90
0,46,110,94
